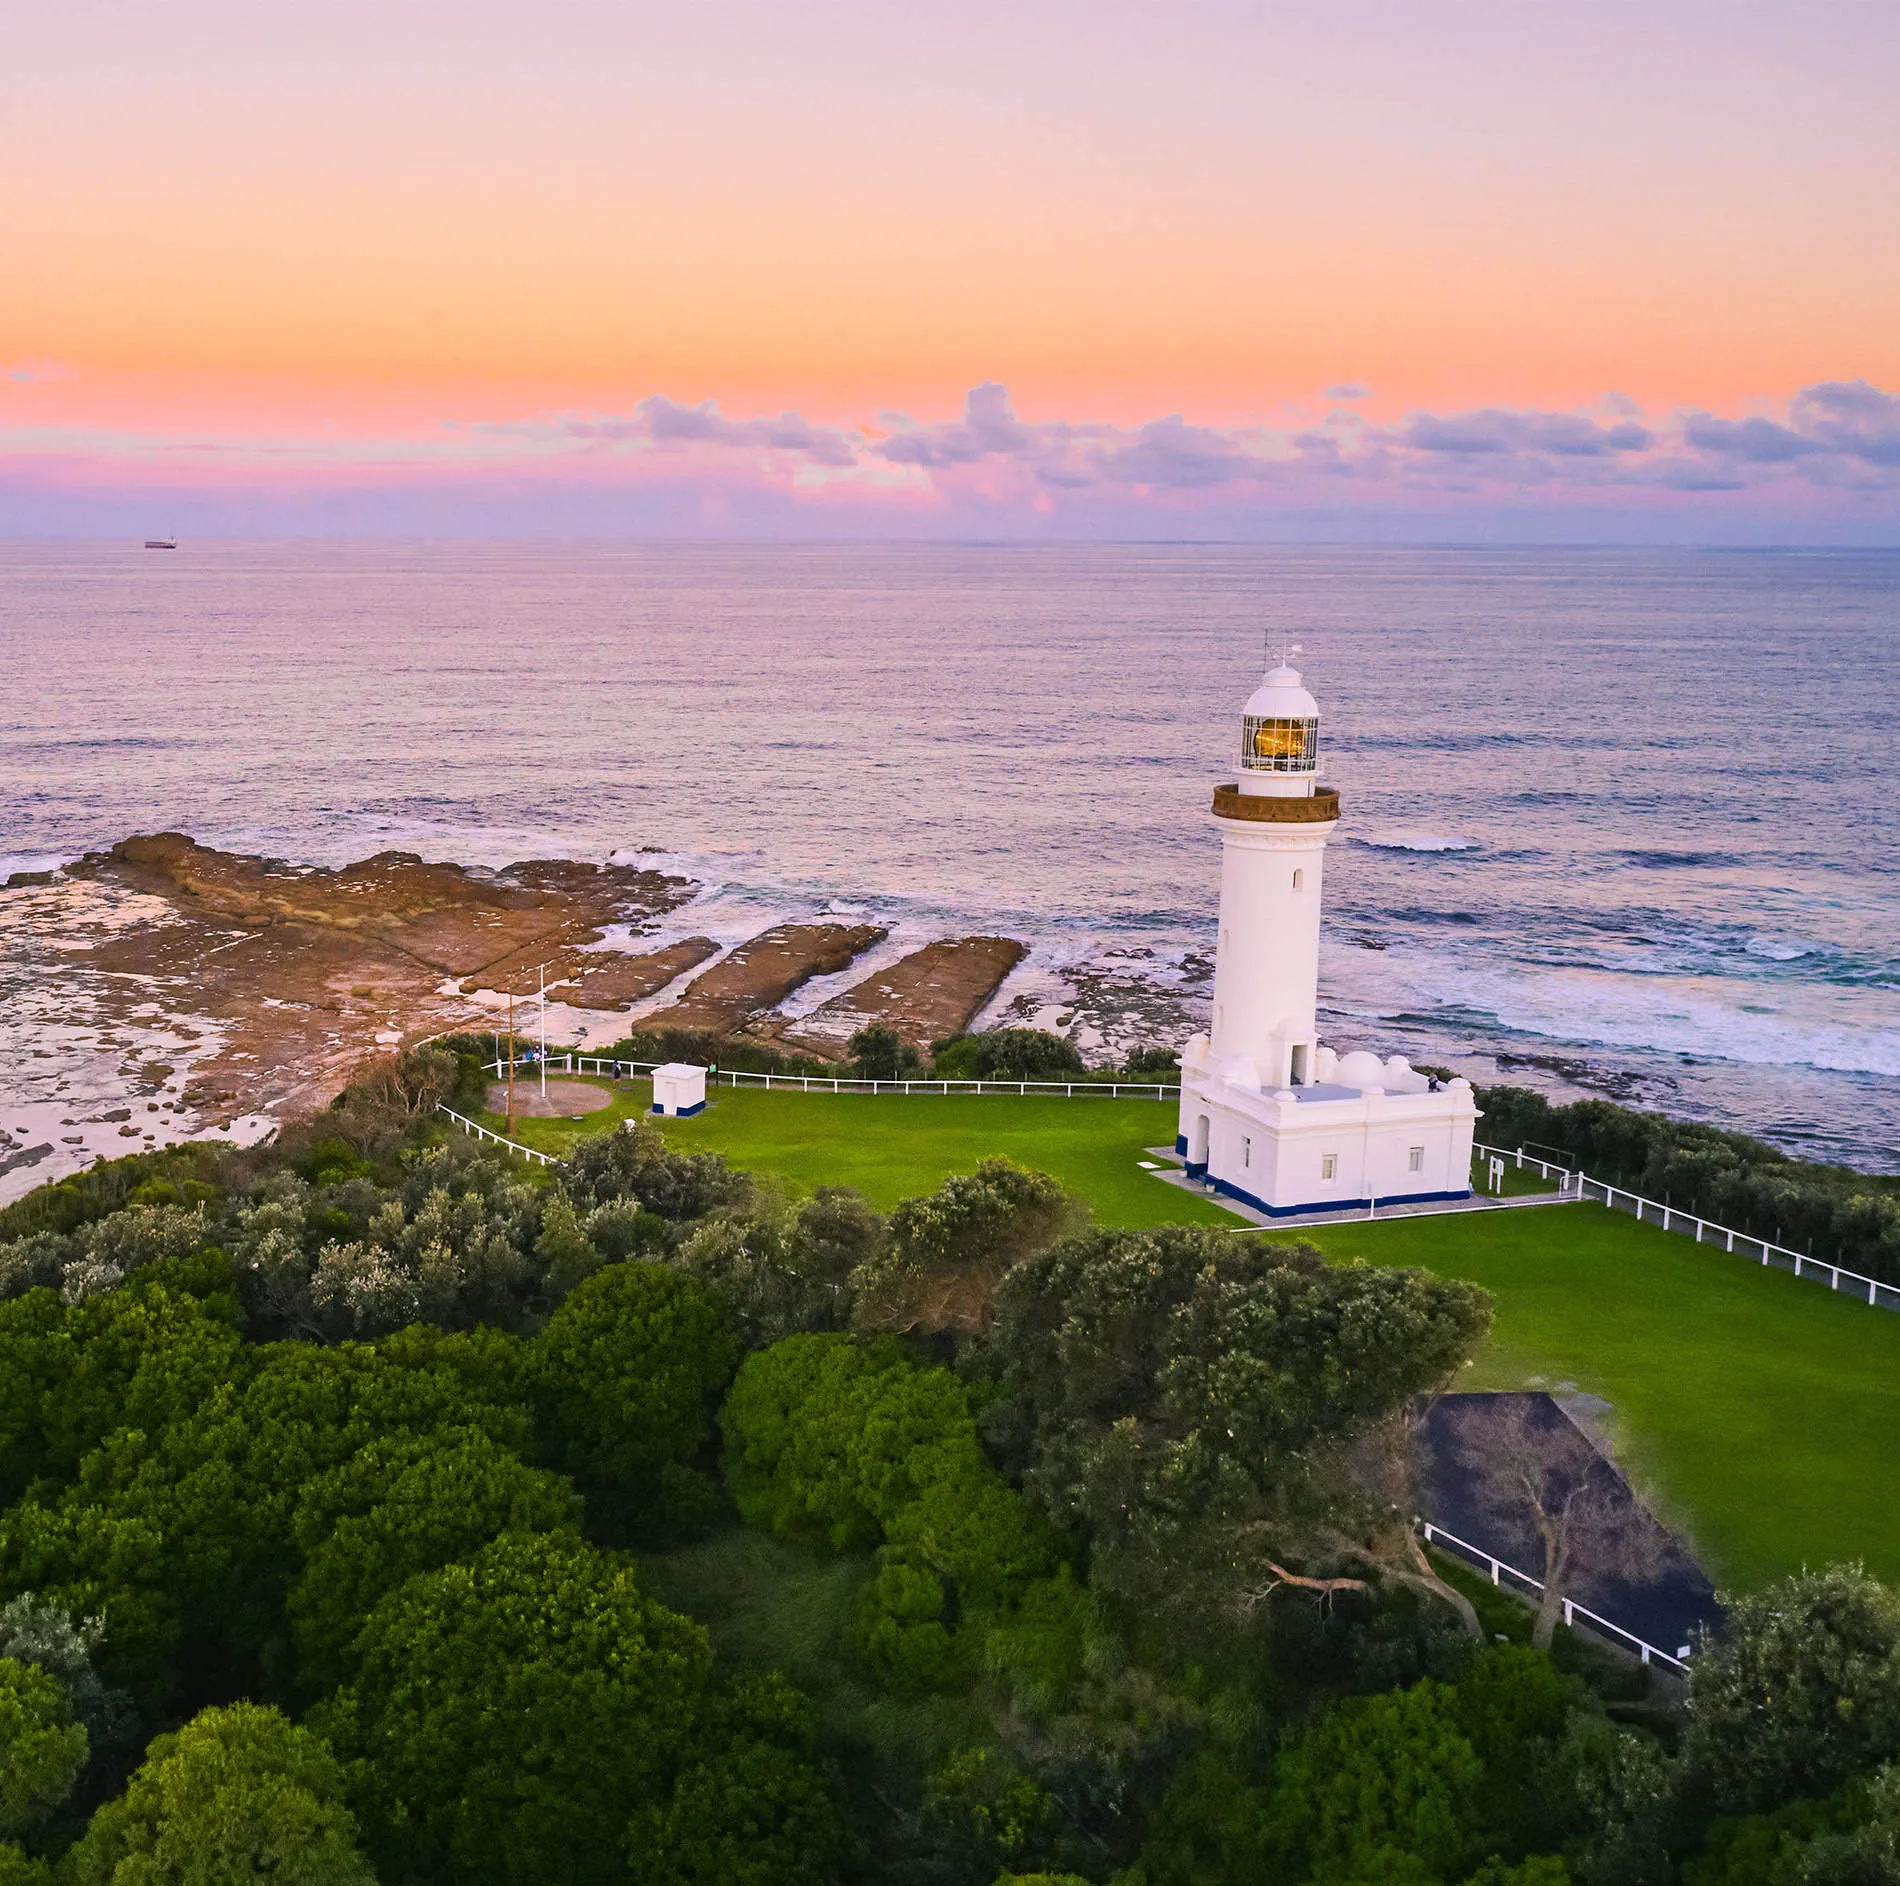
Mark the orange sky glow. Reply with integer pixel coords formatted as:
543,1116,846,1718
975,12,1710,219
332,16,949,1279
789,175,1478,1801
5,2,1898,535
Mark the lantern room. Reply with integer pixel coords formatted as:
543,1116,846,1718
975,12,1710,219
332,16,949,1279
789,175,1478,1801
1238,663,1320,795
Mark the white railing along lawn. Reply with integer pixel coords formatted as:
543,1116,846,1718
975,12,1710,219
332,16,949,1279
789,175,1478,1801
485,1051,1179,1101
1419,1518,1694,1674
1475,1141,1897,1313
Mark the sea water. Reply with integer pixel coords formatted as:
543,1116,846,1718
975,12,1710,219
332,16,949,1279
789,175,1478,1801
2,542,1895,1170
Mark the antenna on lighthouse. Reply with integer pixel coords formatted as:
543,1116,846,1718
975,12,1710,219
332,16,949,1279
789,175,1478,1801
1281,638,1304,667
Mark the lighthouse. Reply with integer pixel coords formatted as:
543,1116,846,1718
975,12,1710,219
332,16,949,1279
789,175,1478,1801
1177,661,1477,1215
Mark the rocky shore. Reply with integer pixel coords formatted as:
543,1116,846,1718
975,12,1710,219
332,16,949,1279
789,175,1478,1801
778,936,1027,1056
1,837,1101,1196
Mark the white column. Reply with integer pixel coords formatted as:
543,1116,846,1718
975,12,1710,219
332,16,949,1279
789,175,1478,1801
1208,816,1335,1085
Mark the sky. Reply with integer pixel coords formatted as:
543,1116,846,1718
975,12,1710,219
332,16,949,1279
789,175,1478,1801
4,0,1899,540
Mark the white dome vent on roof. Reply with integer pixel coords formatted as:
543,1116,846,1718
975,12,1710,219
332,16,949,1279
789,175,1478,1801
1335,1050,1385,1088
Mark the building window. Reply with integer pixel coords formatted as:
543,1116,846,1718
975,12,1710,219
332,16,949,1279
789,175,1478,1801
1292,868,1304,890
1243,1137,1251,1168
1241,715,1318,773
1321,1153,1338,1181
1408,1146,1424,1173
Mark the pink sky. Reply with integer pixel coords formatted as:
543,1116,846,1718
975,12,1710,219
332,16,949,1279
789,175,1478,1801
5,1,1898,538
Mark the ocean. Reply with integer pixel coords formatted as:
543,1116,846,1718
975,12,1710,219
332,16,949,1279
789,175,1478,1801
2,541,1896,1172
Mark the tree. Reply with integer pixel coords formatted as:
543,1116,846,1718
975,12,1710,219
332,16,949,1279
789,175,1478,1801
556,1117,750,1222
849,1024,922,1082
66,1702,373,1886
0,1657,86,1838
1683,1563,1900,1815
0,1845,50,1886
932,1030,1086,1081
0,1273,244,1505
529,1263,739,1529
971,1227,1490,1631
720,1335,980,1549
629,1674,849,1886
1265,1680,1485,1884
0,1595,132,1759
853,1160,1087,1335
0,1330,538,1709
309,1531,714,1886
1448,1397,1668,1651
720,1334,1082,1698
287,1428,582,1692
675,1188,882,1348
533,1189,603,1301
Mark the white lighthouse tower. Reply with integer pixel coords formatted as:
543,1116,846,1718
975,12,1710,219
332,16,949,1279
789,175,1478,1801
1177,661,1477,1215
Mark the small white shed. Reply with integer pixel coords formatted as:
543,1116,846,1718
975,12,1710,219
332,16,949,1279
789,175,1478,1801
650,1063,708,1118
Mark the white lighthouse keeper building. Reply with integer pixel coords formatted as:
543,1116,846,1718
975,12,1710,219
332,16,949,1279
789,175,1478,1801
1176,661,1477,1215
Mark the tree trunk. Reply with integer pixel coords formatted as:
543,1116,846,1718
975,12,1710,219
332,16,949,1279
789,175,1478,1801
1532,1579,1565,1650
1400,1535,1483,1638
1532,1520,1568,1650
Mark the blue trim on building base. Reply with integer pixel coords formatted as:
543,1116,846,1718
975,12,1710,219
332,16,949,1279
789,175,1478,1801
1175,1133,1188,1156
651,1100,707,1118
1208,1177,1474,1218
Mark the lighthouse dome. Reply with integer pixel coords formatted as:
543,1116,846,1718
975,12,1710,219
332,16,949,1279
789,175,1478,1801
1239,663,1319,780
1244,664,1319,722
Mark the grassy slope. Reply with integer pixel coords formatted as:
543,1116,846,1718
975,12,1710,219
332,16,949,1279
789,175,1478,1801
1294,1205,1900,1590
477,1081,1900,1589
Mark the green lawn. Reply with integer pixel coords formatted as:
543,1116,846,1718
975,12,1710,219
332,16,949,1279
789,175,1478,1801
477,1077,1240,1227
1294,1205,1900,1591
474,1081,1900,1590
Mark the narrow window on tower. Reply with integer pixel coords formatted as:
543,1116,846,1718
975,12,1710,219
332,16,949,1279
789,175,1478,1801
1243,1137,1251,1168
1408,1146,1424,1173
1321,1153,1338,1181
1292,868,1304,890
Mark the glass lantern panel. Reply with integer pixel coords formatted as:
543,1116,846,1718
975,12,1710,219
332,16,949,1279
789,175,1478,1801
1242,716,1317,771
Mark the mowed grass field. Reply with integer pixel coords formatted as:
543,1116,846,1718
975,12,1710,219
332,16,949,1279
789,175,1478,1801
1295,1207,1900,1591
477,1077,1239,1226
475,1078,1900,1588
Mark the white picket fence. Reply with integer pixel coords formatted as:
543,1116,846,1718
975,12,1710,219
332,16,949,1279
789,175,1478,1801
439,1106,554,1166
1475,1141,1898,1314
484,1051,1179,1101
1419,1519,1693,1674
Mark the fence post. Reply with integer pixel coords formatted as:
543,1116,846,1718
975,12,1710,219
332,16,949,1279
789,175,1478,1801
1489,1558,1501,1586
1563,1599,1574,1626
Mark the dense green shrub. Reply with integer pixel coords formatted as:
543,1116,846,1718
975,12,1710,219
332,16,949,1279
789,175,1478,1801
286,1429,581,1693
931,1029,1087,1081
722,1335,979,1549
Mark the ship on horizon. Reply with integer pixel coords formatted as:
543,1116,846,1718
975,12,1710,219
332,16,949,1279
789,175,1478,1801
143,535,177,550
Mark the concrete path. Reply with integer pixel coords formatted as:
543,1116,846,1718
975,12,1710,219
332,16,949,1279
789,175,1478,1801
1141,1149,1577,1231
